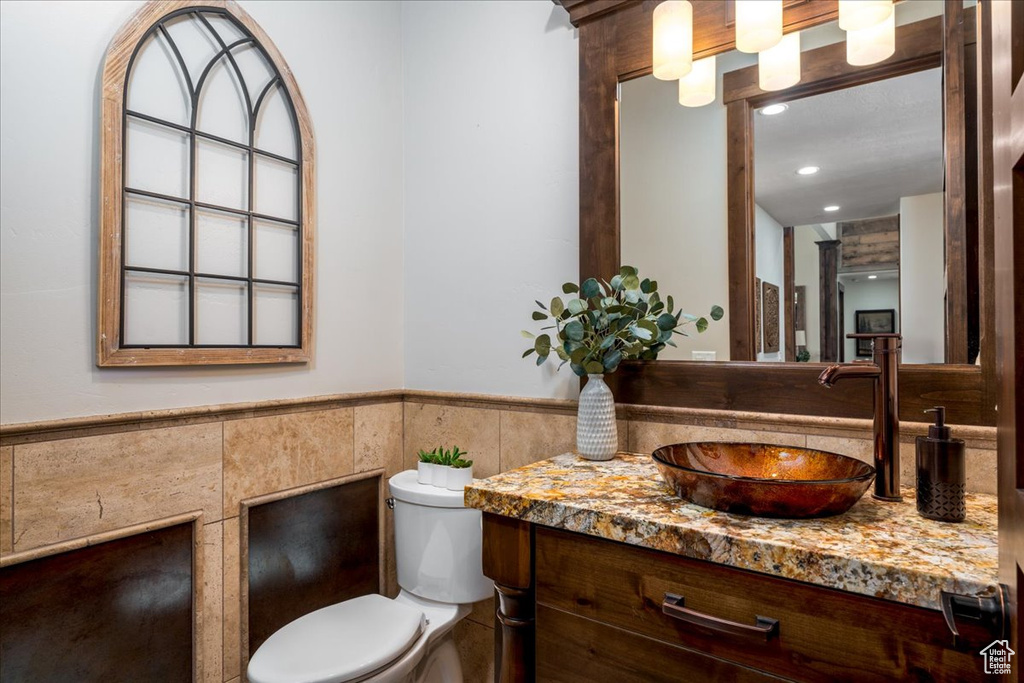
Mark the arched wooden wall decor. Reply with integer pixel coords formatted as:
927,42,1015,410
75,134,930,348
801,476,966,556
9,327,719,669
98,0,315,366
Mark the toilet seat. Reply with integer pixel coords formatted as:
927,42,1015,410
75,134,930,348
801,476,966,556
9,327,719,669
247,594,426,683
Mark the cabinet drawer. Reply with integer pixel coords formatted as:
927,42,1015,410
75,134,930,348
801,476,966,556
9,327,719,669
535,527,989,682
536,604,785,683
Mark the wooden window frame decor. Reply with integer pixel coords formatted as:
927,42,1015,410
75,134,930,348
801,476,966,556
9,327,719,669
98,0,315,366
558,0,997,426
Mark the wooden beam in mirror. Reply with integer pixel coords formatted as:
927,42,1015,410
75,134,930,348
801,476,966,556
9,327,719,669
568,0,995,424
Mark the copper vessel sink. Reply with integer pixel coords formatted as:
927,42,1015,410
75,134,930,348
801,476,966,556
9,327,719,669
652,442,875,519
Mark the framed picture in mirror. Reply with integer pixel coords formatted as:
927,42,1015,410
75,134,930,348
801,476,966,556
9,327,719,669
855,309,896,357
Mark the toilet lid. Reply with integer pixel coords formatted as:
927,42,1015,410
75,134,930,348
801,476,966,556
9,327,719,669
247,594,425,683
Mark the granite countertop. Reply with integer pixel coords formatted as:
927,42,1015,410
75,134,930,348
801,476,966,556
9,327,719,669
464,452,999,611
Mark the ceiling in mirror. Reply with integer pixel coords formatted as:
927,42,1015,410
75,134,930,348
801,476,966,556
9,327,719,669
753,67,943,227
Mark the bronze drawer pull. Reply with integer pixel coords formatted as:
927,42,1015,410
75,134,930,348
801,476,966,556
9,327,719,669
662,593,779,641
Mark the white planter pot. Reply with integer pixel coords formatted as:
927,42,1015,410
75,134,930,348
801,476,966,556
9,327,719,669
417,461,435,485
576,374,618,461
446,466,474,491
432,465,450,488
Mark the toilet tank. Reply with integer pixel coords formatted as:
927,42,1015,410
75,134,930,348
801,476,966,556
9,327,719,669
388,471,493,604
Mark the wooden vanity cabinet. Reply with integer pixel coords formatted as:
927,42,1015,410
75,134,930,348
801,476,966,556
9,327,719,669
484,515,993,683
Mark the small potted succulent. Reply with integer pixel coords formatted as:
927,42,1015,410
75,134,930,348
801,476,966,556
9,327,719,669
523,266,722,461
416,446,472,489
446,455,474,491
417,448,438,485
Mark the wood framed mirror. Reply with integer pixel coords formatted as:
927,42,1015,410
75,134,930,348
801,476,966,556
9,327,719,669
560,0,994,425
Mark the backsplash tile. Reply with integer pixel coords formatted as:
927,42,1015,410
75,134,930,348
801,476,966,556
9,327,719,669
355,402,404,477
12,423,221,552
1,446,12,554
403,402,500,478
629,421,808,455
223,408,354,517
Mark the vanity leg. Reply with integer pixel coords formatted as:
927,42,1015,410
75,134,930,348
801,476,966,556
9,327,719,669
482,513,534,683
495,583,534,683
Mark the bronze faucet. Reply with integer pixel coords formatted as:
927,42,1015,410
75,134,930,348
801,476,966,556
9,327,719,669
818,334,902,501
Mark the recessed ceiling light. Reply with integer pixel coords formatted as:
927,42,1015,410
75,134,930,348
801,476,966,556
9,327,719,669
759,103,789,116
868,275,878,280
824,205,840,212
797,166,820,175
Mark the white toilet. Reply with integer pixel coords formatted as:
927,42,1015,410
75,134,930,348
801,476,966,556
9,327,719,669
247,470,493,683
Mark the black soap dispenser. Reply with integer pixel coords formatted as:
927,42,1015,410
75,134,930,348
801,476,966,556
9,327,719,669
916,407,966,522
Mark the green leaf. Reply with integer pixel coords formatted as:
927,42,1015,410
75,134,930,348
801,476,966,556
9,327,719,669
637,319,659,344
550,297,565,317
521,330,535,339
536,354,547,366
535,300,547,310
600,334,616,349
522,348,535,358
567,298,588,315
619,265,638,278
584,360,605,374
602,348,622,372
570,362,586,377
695,317,709,333
581,278,602,299
632,323,653,342
555,347,569,361
667,295,674,312
535,334,552,355
656,313,677,331
610,274,624,291
565,320,585,341
532,311,548,321
562,282,579,294
710,305,725,321
640,278,652,294
622,274,640,290
570,347,589,365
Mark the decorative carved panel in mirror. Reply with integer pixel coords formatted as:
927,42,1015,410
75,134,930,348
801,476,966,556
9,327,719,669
559,0,994,424
98,1,315,366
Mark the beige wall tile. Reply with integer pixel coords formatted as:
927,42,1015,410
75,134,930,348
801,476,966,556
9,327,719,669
13,424,222,552
403,403,500,478
499,411,576,473
629,421,807,455
223,408,354,517
453,618,495,683
223,517,241,682
200,521,224,683
355,402,404,477
805,435,874,465
1,446,12,554
965,448,997,495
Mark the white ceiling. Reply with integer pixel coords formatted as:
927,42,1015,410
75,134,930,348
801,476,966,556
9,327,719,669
754,67,944,227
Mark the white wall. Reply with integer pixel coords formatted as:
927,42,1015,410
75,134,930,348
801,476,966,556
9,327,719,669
754,205,785,361
0,1,405,423
900,192,945,363
842,278,900,360
794,225,821,361
619,58,749,362
401,1,579,399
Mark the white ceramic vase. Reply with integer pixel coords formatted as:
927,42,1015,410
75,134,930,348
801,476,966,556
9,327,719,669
432,465,449,489
576,374,617,461
417,461,435,485
446,466,474,491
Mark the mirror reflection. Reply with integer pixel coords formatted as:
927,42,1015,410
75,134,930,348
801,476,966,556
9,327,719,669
757,67,942,364
620,1,977,365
